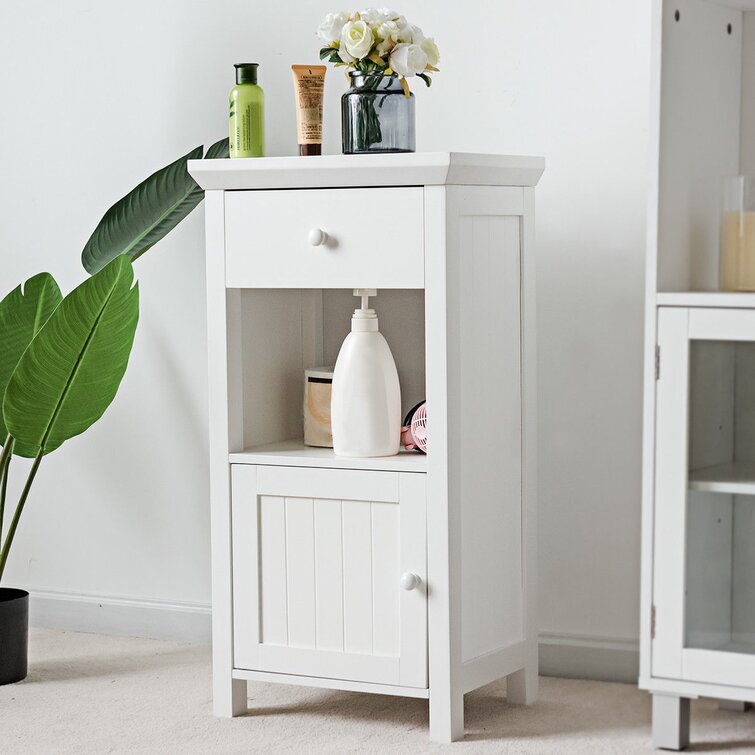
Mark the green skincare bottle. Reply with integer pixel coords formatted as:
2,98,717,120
229,63,264,158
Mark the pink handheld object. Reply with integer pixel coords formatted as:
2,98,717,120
401,401,427,454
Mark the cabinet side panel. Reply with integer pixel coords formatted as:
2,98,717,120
425,184,465,741
205,190,246,713
657,0,742,290
641,3,663,684
447,187,525,664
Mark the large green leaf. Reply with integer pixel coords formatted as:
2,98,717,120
3,256,139,455
204,137,230,160
81,145,204,274
0,273,62,456
81,137,230,275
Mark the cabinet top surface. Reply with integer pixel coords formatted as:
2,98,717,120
188,152,545,191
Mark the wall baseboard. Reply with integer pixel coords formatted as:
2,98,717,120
29,589,212,645
538,631,639,684
29,591,639,684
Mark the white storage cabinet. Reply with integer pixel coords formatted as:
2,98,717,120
643,0,755,749
189,152,543,742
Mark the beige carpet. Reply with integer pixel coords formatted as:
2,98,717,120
1,629,755,754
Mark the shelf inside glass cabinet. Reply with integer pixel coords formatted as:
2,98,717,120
689,461,755,495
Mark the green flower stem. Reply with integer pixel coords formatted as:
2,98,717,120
352,74,384,151
0,447,42,582
0,435,14,538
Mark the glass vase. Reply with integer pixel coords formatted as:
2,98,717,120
341,72,415,154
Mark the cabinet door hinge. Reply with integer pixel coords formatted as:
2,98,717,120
655,345,660,380
651,604,656,639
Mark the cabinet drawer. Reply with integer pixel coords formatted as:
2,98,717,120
224,187,424,288
231,465,427,688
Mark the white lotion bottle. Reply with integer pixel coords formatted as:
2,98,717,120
331,289,401,457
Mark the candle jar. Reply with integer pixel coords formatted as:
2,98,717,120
303,366,334,447
721,176,755,291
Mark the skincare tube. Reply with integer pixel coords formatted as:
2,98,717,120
292,65,326,156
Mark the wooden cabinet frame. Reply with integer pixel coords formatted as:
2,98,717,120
189,153,543,742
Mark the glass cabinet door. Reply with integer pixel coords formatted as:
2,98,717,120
653,307,755,688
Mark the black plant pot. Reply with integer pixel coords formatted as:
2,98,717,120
0,588,28,684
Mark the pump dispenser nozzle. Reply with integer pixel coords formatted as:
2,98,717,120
354,288,377,310
351,288,378,332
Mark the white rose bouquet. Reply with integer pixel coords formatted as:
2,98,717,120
317,8,440,97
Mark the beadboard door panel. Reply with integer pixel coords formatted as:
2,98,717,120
231,465,428,688
224,187,424,289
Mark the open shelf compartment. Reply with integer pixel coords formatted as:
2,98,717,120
653,0,755,297
229,287,426,472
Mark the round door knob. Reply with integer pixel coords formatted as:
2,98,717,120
308,228,328,246
400,572,420,591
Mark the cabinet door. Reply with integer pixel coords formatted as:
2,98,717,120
653,307,755,688
231,464,427,689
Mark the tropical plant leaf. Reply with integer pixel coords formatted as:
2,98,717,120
4,256,139,455
0,273,62,457
204,137,230,160
81,145,204,274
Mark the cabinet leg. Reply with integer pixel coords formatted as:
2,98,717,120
214,676,247,717
507,665,538,705
652,694,690,751
718,699,750,712
429,687,464,743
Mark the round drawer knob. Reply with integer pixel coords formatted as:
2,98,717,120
308,228,329,246
400,572,420,591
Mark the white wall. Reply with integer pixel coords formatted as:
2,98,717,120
0,1,650,671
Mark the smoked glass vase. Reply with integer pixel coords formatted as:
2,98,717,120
341,73,415,154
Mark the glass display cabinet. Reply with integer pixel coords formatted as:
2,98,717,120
640,0,755,749
642,1,755,748
652,309,755,714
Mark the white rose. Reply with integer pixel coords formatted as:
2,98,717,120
375,36,395,58
359,8,381,24
338,47,355,64
394,16,413,42
420,37,439,67
341,19,374,60
375,19,400,41
393,17,422,43
389,43,428,77
317,11,350,45
360,8,397,25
